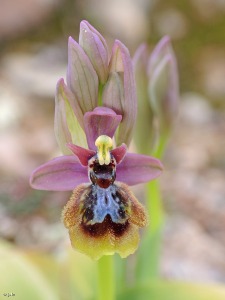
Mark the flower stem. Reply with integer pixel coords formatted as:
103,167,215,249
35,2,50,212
97,256,115,300
98,83,104,106
153,132,168,159
136,134,167,280
136,179,164,280
148,133,167,233
147,179,164,234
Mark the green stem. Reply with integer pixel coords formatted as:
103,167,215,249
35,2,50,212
148,132,168,233
136,180,164,280
147,180,164,234
136,134,167,280
139,178,164,279
153,132,168,159
98,83,104,106
97,256,115,300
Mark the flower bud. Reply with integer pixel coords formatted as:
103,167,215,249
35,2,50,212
104,40,137,147
148,36,179,134
67,36,99,114
79,20,109,84
133,44,155,154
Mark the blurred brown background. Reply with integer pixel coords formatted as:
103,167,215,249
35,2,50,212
0,0,225,284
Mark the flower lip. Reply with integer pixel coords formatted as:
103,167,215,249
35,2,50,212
82,215,129,237
81,184,129,225
62,181,148,260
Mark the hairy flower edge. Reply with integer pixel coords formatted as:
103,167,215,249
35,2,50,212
62,182,148,260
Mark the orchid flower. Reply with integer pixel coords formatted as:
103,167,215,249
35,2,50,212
30,21,163,260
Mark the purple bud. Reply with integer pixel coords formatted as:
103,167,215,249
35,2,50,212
106,40,137,146
102,71,124,116
67,36,99,114
79,20,109,84
133,44,155,154
148,36,179,132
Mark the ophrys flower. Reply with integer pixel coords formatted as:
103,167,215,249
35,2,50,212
30,20,163,260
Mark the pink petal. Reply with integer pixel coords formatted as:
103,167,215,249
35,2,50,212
84,107,122,150
111,143,127,164
30,156,88,191
67,143,95,166
116,153,163,186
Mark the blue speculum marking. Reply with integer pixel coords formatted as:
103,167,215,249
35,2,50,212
86,184,128,225
81,153,129,225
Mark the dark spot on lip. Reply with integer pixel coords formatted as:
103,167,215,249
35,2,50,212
81,215,129,238
96,178,112,188
88,155,116,188
82,207,94,224
118,207,126,219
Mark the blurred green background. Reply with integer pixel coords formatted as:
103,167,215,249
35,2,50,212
0,0,225,299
